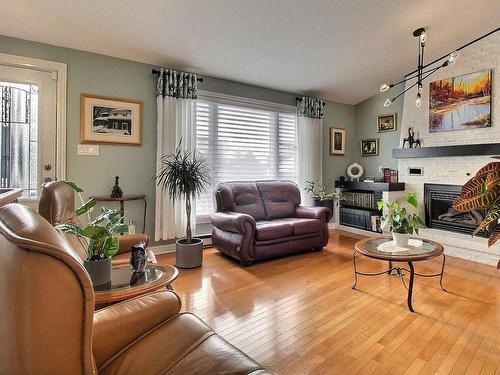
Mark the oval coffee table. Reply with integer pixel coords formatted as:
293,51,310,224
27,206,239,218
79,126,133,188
94,264,178,309
353,237,446,312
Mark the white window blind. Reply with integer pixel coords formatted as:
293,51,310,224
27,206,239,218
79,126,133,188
195,97,297,221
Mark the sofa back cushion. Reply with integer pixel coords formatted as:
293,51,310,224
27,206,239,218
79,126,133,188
214,182,267,220
256,181,301,220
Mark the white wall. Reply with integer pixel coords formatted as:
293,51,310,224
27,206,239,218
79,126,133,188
398,32,500,265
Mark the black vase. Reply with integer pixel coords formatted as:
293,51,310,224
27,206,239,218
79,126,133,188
312,197,334,221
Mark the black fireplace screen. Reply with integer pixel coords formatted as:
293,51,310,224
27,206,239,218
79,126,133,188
424,183,488,237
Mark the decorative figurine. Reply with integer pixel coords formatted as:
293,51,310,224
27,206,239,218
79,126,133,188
110,176,123,198
130,241,147,273
402,127,421,148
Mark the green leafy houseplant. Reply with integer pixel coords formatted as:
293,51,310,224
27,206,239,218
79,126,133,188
452,161,500,266
56,181,128,261
377,192,425,246
304,180,341,201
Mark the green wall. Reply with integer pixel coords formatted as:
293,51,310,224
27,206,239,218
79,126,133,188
353,86,404,178
0,35,355,242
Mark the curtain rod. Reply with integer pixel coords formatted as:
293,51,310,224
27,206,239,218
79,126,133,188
152,69,203,82
405,26,500,77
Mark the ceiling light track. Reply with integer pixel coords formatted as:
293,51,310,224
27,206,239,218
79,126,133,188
381,26,500,107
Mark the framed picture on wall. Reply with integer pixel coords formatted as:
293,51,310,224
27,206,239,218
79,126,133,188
360,138,379,156
377,113,397,132
80,94,143,146
329,127,346,155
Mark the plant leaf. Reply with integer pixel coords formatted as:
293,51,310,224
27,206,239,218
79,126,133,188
406,192,419,208
108,224,129,235
453,189,499,212
63,181,84,193
103,236,119,257
55,224,84,237
476,162,500,178
377,201,384,210
486,170,500,191
473,206,500,235
76,197,97,216
82,225,108,239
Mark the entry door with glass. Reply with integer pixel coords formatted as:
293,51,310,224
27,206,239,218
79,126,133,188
0,65,57,202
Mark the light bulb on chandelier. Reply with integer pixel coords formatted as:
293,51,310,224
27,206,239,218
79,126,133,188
384,98,393,107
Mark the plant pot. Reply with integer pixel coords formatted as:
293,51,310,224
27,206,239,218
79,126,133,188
176,238,203,268
83,257,112,286
392,232,410,247
312,197,334,221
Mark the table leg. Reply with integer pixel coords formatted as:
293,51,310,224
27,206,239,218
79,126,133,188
440,253,447,292
388,260,393,274
352,250,358,289
407,261,415,312
142,198,147,234
120,200,125,235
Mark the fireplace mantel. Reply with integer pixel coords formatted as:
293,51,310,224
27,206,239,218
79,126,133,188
393,143,500,159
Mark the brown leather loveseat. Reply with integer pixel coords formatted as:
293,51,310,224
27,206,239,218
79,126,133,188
211,180,332,265
0,203,273,374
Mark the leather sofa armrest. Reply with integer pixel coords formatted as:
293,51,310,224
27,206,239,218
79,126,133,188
116,233,150,255
92,290,181,368
296,205,332,223
211,212,256,234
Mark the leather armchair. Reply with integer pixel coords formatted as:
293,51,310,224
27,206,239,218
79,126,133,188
211,181,332,265
38,180,154,265
0,203,273,375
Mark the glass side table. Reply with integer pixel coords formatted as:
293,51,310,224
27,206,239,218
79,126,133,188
353,237,446,312
94,264,179,309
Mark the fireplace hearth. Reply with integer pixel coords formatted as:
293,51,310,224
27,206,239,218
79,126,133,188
424,183,488,237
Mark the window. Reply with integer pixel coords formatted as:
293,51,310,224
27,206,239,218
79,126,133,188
195,95,297,222
0,82,38,198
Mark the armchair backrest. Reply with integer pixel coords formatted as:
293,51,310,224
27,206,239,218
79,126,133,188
0,204,95,375
38,181,87,261
214,180,301,220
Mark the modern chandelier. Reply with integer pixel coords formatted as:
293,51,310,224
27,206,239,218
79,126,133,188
381,27,459,107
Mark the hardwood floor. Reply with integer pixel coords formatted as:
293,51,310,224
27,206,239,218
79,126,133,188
157,230,500,374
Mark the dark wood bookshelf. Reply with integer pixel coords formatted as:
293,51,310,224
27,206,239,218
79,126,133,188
335,180,405,192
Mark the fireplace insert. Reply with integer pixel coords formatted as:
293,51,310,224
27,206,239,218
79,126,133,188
424,183,488,237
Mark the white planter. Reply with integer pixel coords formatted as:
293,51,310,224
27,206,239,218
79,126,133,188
392,232,410,247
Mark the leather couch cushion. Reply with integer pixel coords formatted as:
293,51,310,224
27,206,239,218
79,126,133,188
255,220,294,241
283,218,323,236
99,312,267,375
256,181,301,220
215,182,267,221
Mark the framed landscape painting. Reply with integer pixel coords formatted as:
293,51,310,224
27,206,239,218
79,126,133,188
429,69,491,133
81,94,143,145
360,138,378,156
377,113,397,132
329,127,346,155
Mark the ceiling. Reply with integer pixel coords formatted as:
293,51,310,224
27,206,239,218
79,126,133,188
1,0,499,104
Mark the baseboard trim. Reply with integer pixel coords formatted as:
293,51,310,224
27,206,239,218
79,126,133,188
331,223,384,238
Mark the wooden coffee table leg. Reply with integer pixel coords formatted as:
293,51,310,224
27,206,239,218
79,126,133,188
407,261,415,312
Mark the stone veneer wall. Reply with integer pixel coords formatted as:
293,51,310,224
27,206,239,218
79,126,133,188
398,32,500,265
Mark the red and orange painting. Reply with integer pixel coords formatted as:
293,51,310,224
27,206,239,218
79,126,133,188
429,69,491,133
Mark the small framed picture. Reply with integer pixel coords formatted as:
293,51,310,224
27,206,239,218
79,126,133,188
377,113,397,133
329,127,346,155
80,94,143,146
360,138,379,156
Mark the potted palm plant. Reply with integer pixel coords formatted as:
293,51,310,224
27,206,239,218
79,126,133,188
377,192,425,247
453,161,499,267
155,141,210,268
56,182,128,286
